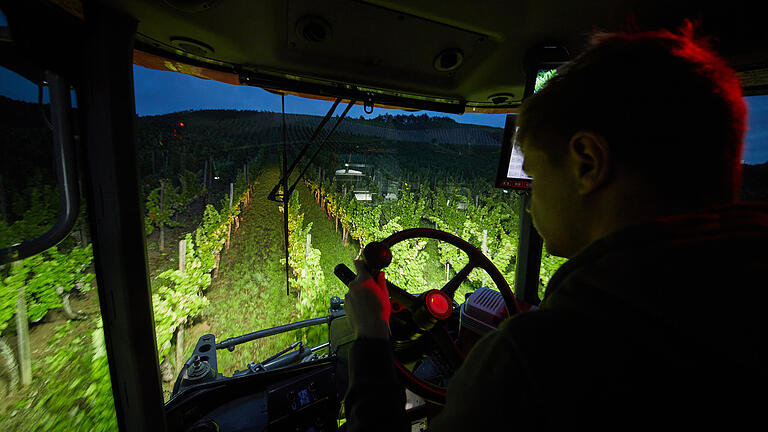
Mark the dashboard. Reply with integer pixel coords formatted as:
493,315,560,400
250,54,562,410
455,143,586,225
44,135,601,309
165,360,341,432
165,287,509,431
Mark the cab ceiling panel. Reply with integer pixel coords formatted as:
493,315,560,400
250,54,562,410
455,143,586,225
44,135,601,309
280,0,496,95
121,0,281,65
107,0,636,105
101,0,768,109
105,0,629,108
117,0,515,105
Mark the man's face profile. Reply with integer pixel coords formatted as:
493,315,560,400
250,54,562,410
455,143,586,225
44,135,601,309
521,134,584,259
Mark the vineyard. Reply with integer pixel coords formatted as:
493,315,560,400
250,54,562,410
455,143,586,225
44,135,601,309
0,105,567,430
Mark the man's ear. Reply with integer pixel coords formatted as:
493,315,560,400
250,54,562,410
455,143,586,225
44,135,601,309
568,131,612,195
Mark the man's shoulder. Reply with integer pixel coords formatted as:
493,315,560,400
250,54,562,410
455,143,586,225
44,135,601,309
495,308,596,346
467,309,602,375
434,309,608,431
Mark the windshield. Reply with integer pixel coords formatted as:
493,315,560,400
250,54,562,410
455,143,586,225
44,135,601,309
131,64,569,397
132,67,768,397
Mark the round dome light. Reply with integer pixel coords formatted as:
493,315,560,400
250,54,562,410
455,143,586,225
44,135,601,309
433,49,464,72
296,15,332,43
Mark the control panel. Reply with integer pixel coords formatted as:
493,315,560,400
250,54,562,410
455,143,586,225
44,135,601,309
267,368,339,430
175,364,340,432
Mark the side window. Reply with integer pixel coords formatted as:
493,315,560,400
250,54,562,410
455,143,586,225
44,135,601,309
741,95,768,202
0,9,118,429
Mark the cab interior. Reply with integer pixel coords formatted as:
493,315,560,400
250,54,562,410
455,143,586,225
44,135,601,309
0,1,767,431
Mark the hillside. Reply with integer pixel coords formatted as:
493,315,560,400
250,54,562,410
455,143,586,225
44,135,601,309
137,109,504,148
132,108,506,205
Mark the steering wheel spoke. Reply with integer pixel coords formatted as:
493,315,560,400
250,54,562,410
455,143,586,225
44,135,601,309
385,279,418,310
441,259,478,299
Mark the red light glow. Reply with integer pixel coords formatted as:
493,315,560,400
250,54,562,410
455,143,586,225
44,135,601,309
390,299,403,313
179,122,185,127
425,290,452,319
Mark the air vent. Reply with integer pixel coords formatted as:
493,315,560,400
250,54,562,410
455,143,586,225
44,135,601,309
434,49,463,72
296,15,332,43
487,93,515,104
170,37,214,57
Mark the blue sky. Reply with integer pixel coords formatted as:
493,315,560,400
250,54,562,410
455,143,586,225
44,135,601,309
744,95,768,164
1,64,767,164
131,65,506,127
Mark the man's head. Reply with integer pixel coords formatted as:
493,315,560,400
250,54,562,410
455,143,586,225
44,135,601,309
518,24,747,258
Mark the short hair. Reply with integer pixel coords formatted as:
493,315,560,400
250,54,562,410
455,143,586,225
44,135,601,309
518,23,746,205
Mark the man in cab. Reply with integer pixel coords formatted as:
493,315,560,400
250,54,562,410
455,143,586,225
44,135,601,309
343,23,768,432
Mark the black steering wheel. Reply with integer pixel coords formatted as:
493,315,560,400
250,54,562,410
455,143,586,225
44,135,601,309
376,228,520,405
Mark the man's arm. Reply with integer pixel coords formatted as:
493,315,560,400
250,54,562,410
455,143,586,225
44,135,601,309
344,338,409,432
343,262,409,431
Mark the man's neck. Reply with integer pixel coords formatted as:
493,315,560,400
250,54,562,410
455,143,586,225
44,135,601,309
582,186,701,254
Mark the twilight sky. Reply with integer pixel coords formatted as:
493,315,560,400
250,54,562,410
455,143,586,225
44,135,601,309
0,64,767,164
130,65,506,128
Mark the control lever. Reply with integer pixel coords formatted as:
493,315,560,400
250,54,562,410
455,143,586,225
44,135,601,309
334,242,415,310
334,241,392,285
361,241,392,279
334,264,356,286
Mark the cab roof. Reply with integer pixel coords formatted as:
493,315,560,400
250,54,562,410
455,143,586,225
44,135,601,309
90,0,768,112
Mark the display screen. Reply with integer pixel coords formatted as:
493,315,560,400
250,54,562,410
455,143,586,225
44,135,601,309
495,68,556,190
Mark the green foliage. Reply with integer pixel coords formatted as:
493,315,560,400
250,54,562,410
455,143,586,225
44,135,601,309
144,215,155,236
0,185,59,247
382,221,432,293
196,204,226,270
151,182,252,364
304,169,554,302
539,252,568,298
281,194,327,343
0,242,94,327
535,69,557,93
0,272,15,336
151,290,177,365
29,319,117,432
144,181,174,231
87,320,119,431
234,169,248,202
0,262,29,335
144,175,204,236
22,254,62,322
154,231,216,363
347,201,382,251
178,169,205,204
153,276,209,363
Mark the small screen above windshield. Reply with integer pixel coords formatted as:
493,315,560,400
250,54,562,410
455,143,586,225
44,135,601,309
496,120,532,189
496,68,556,190
504,126,531,180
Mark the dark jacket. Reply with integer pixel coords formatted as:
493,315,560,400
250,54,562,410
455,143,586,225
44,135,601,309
345,204,768,431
